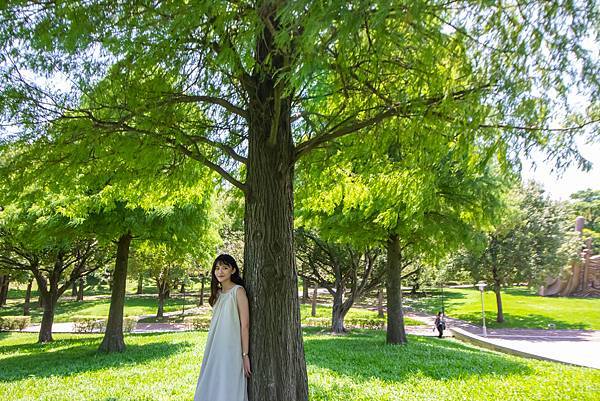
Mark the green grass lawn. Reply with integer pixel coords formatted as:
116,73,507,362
406,287,600,330
0,330,597,401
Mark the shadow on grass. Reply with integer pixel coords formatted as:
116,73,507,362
454,312,588,330
0,333,193,382
303,327,532,383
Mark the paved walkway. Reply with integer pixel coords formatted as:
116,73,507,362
406,310,600,369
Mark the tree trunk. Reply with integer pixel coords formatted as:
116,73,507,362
377,287,385,318
492,264,504,323
331,293,352,334
38,295,43,308
23,278,33,316
136,274,143,295
198,276,205,306
244,37,308,399
157,292,165,318
0,275,9,306
386,234,407,344
98,232,132,353
77,278,84,301
311,285,317,317
331,289,345,333
71,281,77,297
164,289,170,299
157,280,166,318
180,282,185,293
38,292,56,343
0,275,4,306
302,278,309,303
494,286,504,323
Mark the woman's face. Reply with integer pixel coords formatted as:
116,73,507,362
214,261,235,283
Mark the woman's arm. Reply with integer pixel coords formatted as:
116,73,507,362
237,287,252,377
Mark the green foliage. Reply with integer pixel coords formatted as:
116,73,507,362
183,315,212,330
1,0,597,175
72,316,139,334
569,188,600,253
449,181,576,288
0,316,31,331
72,316,107,333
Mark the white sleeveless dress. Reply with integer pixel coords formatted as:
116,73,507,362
194,284,248,401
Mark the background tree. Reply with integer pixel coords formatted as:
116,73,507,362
0,207,104,342
0,124,220,351
296,118,506,344
569,189,600,253
449,182,575,323
295,228,383,333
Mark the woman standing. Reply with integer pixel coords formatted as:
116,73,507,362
194,254,251,401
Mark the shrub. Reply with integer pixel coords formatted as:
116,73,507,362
183,316,212,330
303,317,386,330
303,317,330,327
346,318,385,329
123,317,138,333
72,316,107,333
0,316,31,331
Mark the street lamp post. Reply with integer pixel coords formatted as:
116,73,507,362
476,281,487,337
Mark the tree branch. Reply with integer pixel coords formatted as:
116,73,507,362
170,140,247,193
165,94,248,119
294,85,492,161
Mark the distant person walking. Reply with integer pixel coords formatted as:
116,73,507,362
194,254,251,401
434,311,446,338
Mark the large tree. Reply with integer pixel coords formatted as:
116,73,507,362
1,2,598,399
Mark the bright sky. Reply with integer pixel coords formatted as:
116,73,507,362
521,136,600,201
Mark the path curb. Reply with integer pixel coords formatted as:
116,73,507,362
450,327,597,369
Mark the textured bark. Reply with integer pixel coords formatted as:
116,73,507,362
243,24,308,397
331,295,352,333
38,293,56,343
156,279,168,318
23,278,33,316
386,234,407,344
377,287,385,318
492,264,504,323
302,278,309,303
311,285,317,317
77,279,84,302
0,275,9,306
98,233,132,353
157,292,165,318
136,274,144,294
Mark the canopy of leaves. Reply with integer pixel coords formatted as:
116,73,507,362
0,0,597,185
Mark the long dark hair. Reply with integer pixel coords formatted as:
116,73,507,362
208,254,245,306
